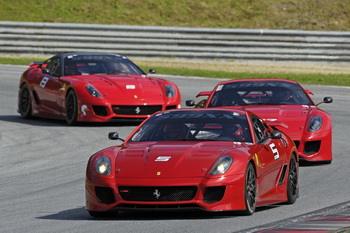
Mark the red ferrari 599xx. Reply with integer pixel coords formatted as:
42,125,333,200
85,108,298,217
18,52,181,125
186,79,333,163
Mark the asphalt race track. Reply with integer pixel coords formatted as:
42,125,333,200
0,64,349,233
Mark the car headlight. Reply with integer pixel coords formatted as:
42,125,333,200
210,156,233,175
165,85,175,98
308,116,322,131
95,156,111,175
86,84,102,98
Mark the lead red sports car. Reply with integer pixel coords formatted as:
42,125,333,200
186,79,333,163
85,108,298,217
18,52,181,125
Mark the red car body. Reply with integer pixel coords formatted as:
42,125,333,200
18,53,181,125
187,79,333,163
85,109,298,217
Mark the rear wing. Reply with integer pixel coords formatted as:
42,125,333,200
28,61,43,69
196,91,211,98
305,89,314,95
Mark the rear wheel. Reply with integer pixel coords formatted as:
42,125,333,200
65,90,78,125
242,163,257,215
286,155,298,204
18,83,32,118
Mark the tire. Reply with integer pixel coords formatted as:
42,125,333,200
242,163,257,215
88,211,118,218
18,83,32,118
65,90,78,125
286,155,298,204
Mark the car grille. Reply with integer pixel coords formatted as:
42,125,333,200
92,105,108,116
118,186,197,202
203,186,226,203
112,105,162,115
304,140,321,155
95,186,116,204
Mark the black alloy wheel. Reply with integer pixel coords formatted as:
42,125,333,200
65,90,78,125
286,155,298,204
19,83,32,118
242,163,257,215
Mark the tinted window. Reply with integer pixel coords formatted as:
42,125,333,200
251,116,269,142
209,81,313,106
63,55,145,76
129,110,252,143
45,57,61,77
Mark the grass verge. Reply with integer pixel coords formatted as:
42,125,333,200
1,56,349,86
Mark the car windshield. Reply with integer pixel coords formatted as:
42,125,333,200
208,81,313,106
128,110,252,143
63,54,145,76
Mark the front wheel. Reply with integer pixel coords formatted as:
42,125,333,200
242,163,257,215
286,155,298,204
18,83,32,118
65,90,78,125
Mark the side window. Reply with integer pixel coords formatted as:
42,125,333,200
119,63,130,73
46,57,61,77
251,116,268,142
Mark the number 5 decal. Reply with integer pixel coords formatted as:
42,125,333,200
269,143,280,160
40,77,49,88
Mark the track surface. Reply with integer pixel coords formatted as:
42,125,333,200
0,64,349,233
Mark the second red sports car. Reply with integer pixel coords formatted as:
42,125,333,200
186,79,333,163
18,52,181,125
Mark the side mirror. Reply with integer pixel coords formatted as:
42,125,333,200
42,68,50,74
148,69,156,74
186,100,195,107
316,96,333,106
108,132,125,141
270,130,282,139
323,96,333,103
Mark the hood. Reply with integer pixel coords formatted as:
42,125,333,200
114,142,238,178
241,105,314,137
71,75,164,102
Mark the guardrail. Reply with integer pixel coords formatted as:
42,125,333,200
1,21,350,62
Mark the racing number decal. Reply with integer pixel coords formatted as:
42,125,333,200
269,143,280,160
39,77,49,88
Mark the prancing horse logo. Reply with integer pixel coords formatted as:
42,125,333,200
153,189,161,199
135,107,141,114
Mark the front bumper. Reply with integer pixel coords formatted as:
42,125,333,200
85,174,246,213
291,129,332,162
76,100,179,122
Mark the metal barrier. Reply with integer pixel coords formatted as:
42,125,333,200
1,21,350,62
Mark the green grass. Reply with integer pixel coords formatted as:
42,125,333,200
1,0,349,31
1,0,350,86
3,56,349,86
0,56,40,65
140,66,350,86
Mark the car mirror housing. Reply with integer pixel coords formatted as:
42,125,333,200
186,100,195,106
42,68,50,74
270,130,282,139
323,96,333,103
108,132,124,141
316,96,333,106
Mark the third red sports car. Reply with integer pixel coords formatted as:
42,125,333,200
18,52,181,125
186,79,333,163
